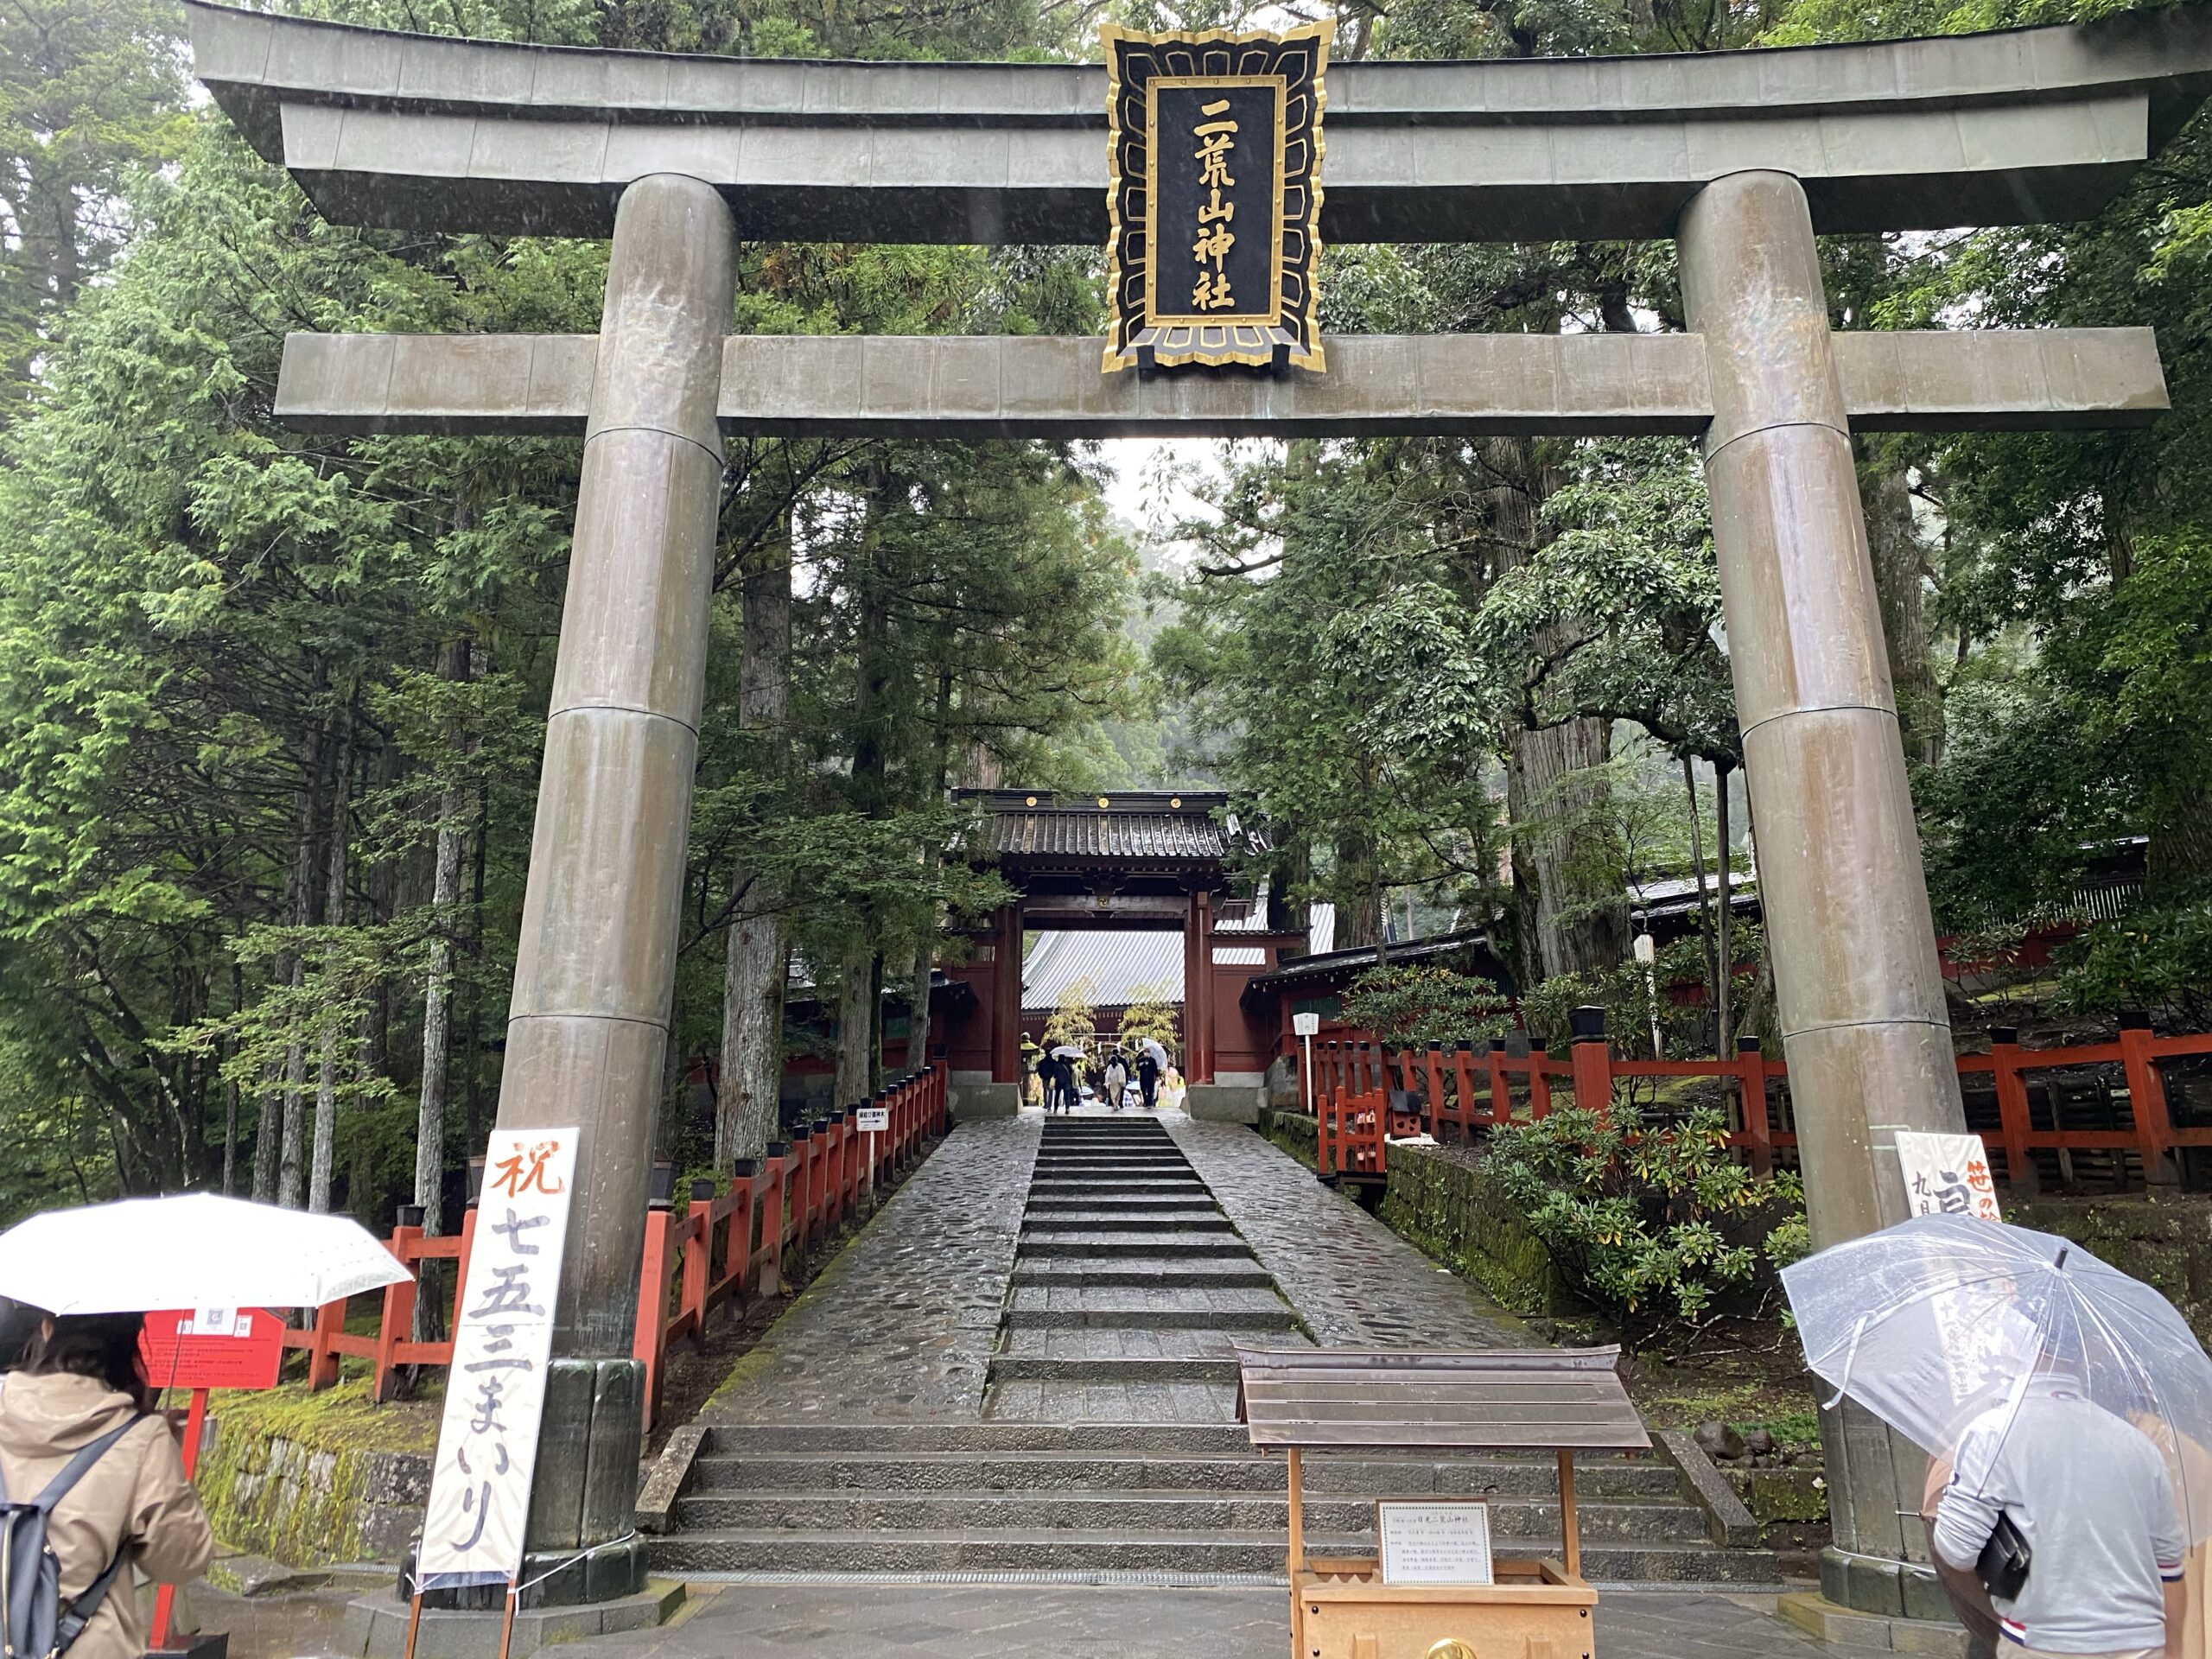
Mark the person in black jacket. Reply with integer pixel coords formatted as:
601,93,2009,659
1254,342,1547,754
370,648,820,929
1135,1046,1162,1111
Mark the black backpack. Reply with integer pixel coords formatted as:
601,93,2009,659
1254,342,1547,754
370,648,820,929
2,1416,144,1659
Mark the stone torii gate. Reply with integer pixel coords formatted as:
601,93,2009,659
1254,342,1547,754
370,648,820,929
187,0,2212,1630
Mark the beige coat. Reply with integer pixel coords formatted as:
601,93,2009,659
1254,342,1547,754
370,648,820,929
0,1372,213,1659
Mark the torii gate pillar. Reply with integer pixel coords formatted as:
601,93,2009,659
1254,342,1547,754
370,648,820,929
491,173,735,1595
1681,169,1967,1620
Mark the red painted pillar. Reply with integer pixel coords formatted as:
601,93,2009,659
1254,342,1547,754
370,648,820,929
1187,887,1216,1084
990,900,1023,1084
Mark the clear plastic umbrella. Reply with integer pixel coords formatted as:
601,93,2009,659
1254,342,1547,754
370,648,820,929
1783,1213,2212,1541
0,1192,411,1315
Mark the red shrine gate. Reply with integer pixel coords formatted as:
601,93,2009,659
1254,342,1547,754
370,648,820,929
937,791,1306,1121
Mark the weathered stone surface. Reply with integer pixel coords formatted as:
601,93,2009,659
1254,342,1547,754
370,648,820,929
191,0,2212,241
1166,1117,1522,1349
273,327,2169,439
698,1117,1039,1421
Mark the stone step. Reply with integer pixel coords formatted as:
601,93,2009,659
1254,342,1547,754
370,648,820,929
1029,1172,1196,1183
1026,1183,1210,1199
997,1327,1274,1359
1000,1306,1298,1332
1022,1194,1218,1211
1019,1213,1232,1233
670,1489,1713,1543
1029,1161,1197,1176
986,1353,1246,1382
646,1529,1780,1582
1010,1261,1277,1288
698,1422,1262,1455
1007,1287,1293,1319
687,1449,1688,1498
1016,1234,1254,1257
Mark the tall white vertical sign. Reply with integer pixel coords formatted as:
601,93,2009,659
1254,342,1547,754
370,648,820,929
417,1128,580,1588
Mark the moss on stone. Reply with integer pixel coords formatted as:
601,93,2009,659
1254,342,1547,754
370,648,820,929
1376,1144,1561,1317
197,1376,439,1566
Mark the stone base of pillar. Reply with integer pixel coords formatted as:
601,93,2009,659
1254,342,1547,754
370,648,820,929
1185,1080,1262,1123
340,1584,683,1659
950,1078,1020,1120
1818,1547,1957,1624
1777,1591,1970,1656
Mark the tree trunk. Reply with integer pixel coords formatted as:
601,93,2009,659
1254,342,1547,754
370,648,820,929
908,936,934,1077
1861,459,1944,766
834,938,876,1112
415,634,471,1333
308,706,353,1214
1714,761,1735,1055
1506,718,1628,980
1484,436,1629,982
251,1058,281,1202
715,518,793,1168
1683,758,1720,1054
277,678,326,1210
222,961,242,1193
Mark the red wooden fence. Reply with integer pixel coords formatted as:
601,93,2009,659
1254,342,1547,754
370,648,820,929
279,1065,947,1428
1308,1018,2212,1191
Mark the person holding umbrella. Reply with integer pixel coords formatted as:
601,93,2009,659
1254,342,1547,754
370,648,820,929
1785,1215,2208,1659
0,1192,411,1659
0,1312,214,1659
1135,1039,1166,1111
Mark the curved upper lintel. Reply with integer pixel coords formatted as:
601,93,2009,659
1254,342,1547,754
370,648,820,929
187,0,2212,243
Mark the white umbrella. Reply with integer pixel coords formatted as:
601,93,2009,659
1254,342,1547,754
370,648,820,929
1051,1045,1085,1059
1139,1038,1169,1066
0,1192,413,1315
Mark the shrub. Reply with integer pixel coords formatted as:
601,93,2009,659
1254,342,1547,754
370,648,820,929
1341,964,1512,1047
1485,1101,1807,1343
2057,901,2212,1029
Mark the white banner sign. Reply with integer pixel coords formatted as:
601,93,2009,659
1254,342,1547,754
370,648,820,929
1896,1131,2003,1221
856,1107,890,1133
418,1128,580,1588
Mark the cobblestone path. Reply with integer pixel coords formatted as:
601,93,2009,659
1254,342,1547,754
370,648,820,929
697,1116,1038,1421
1166,1115,1524,1348
573,1583,1855,1659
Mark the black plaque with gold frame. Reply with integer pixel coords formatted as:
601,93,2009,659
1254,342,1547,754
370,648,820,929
1102,22,1331,373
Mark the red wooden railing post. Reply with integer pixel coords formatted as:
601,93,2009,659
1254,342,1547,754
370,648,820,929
1424,1043,1446,1137
1529,1049,1553,1119
1486,1039,1510,1127
683,1182,715,1332
372,1212,423,1404
2120,1013,2179,1186
1989,1027,2039,1195
632,1206,674,1431
306,1296,344,1391
761,1145,789,1298
1735,1038,1772,1176
1567,1007,1611,1121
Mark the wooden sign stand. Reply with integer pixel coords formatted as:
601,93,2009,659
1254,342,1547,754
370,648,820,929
1242,1347,1646,1659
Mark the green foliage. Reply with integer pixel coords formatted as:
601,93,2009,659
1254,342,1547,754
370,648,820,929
1116,982,1180,1056
1520,925,1762,1055
2056,901,2212,1029
1485,1103,1808,1339
1341,965,1513,1048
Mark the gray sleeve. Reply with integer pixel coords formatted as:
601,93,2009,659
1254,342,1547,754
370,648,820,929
1930,1426,2004,1573
2145,1449,2186,1577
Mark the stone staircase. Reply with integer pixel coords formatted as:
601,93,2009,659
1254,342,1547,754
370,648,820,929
988,1116,1305,1419
651,1116,1778,1584
647,1421,1776,1580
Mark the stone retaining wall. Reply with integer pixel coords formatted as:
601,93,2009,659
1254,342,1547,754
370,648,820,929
200,1380,437,1566
2010,1192,2212,1348
1375,1141,1564,1318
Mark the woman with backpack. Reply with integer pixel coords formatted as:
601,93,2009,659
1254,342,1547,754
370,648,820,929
0,1312,213,1659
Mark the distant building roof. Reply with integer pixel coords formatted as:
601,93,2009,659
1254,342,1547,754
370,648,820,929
1023,930,1183,1014
953,789,1266,872
1240,926,1512,1005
